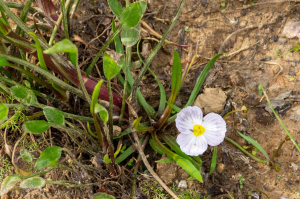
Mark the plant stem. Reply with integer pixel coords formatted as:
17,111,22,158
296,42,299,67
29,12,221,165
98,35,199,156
119,47,131,126
48,0,72,46
131,0,187,109
271,135,290,162
261,86,300,153
61,0,69,40
132,135,149,198
62,148,100,172
3,104,94,123
106,80,117,174
131,127,179,199
224,137,267,163
85,27,122,75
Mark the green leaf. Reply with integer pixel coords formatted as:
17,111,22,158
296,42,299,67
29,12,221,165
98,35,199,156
11,86,37,106
44,106,65,126
20,149,33,163
43,39,78,67
103,154,111,164
93,192,115,199
115,137,144,164
94,103,108,123
107,0,123,19
112,18,124,54
121,24,140,47
36,146,62,170
19,177,45,189
23,120,50,134
170,50,181,103
155,158,174,163
103,53,122,80
28,32,47,71
133,117,154,132
153,133,202,182
237,131,270,161
149,138,164,155
0,57,9,66
120,1,147,29
90,80,103,114
0,174,22,196
148,68,166,117
166,101,181,113
160,134,201,170
0,103,8,123
209,146,218,173
185,53,225,107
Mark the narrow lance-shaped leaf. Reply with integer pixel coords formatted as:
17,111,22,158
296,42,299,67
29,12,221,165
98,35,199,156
237,130,270,161
120,1,147,29
160,134,201,170
170,50,181,103
148,68,166,117
133,117,154,132
20,177,46,189
107,0,123,19
91,80,103,114
29,32,68,102
210,146,218,173
152,132,202,182
36,146,62,169
23,120,50,134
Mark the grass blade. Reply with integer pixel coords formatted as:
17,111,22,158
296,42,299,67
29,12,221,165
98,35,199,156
237,130,270,162
209,146,218,173
152,132,202,182
261,83,300,153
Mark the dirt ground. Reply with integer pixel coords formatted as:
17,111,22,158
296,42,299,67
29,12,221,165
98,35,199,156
2,0,300,198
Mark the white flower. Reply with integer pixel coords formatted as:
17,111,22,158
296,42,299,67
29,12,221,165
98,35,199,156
175,106,226,156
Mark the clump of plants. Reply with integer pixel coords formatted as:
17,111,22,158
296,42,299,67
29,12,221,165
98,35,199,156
0,0,299,198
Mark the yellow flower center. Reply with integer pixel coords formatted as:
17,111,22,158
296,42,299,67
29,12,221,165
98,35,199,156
193,124,206,137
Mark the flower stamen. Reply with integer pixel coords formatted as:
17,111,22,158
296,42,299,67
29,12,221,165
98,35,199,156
193,124,205,137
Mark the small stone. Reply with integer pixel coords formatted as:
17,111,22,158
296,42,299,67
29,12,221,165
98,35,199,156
216,163,225,173
113,125,122,137
194,88,227,115
239,20,247,28
278,38,287,45
240,9,247,16
178,180,188,189
257,162,264,168
288,70,296,76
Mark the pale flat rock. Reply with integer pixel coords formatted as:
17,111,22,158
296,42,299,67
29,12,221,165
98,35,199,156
194,88,227,115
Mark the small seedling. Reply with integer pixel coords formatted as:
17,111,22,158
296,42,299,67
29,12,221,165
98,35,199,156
239,176,244,189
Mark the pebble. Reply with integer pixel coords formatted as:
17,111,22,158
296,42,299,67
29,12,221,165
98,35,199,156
239,20,247,28
288,70,296,76
240,9,247,16
278,38,287,45
178,180,188,189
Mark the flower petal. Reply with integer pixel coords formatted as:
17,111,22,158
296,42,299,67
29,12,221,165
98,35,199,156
175,106,203,134
202,113,226,146
176,133,208,156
